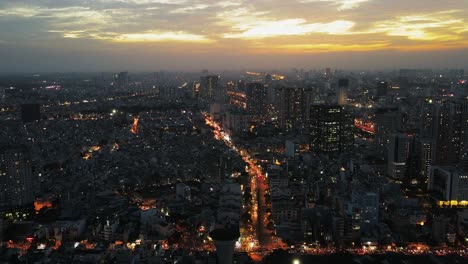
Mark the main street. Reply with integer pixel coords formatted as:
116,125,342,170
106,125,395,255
203,112,286,260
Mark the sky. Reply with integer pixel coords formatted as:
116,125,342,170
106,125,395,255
0,0,467,72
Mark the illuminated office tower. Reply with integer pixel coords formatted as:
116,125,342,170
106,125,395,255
434,100,462,165
420,98,466,165
420,139,435,179
246,82,267,118
420,98,439,139
309,105,354,154
279,87,309,130
200,75,220,100
0,148,34,218
459,100,468,162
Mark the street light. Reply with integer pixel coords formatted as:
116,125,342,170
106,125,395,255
292,259,301,264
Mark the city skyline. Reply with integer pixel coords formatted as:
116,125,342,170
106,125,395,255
1,1,468,263
1,68,468,262
1,0,468,72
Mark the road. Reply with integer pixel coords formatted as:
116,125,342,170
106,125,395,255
203,112,286,260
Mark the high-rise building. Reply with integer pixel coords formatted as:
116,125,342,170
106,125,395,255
404,136,422,185
337,79,349,106
442,69,464,79
285,140,301,160
428,165,468,208
420,139,435,179
325,68,332,80
200,75,220,100
0,148,34,218
421,98,467,165
0,87,5,105
159,85,176,99
431,215,455,245
279,87,309,130
377,81,388,97
223,109,254,136
20,103,41,123
387,133,412,179
191,82,200,99
309,105,354,154
374,108,402,157
420,98,439,139
265,73,272,84
434,100,462,164
213,85,227,104
349,191,379,230
114,71,129,88
459,100,468,161
246,82,267,119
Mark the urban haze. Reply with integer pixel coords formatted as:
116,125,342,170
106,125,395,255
0,1,468,264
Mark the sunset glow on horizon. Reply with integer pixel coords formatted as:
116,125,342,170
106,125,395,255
0,0,467,71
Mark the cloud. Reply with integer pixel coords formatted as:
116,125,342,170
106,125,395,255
48,29,213,43
368,10,468,41
102,0,187,4
0,7,41,17
254,42,390,53
223,19,355,38
171,4,210,14
300,0,371,10
111,31,214,42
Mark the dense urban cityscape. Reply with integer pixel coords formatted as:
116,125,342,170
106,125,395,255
1,0,468,263
0,68,467,263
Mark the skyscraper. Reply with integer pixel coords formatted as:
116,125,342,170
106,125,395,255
200,75,220,100
349,191,379,230
337,78,349,106
420,98,468,166
434,100,462,165
459,100,468,162
420,98,439,139
265,73,272,84
387,133,412,179
114,71,129,88
420,139,435,179
246,82,267,119
309,105,354,154
0,87,5,105
428,165,468,207
374,108,402,157
0,148,34,218
377,81,388,97
279,87,309,130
